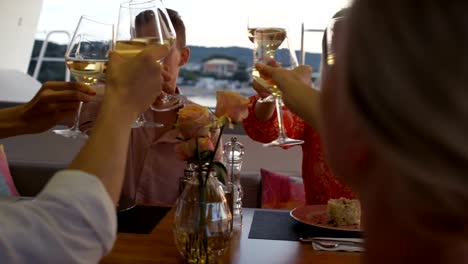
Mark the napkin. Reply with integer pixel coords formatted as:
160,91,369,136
311,237,364,252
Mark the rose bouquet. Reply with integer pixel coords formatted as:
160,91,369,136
173,90,250,262
174,90,250,184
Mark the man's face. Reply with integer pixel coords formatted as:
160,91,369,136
161,44,189,94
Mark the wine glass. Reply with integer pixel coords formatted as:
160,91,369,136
150,91,186,112
53,16,113,139
247,14,283,103
115,0,179,128
148,2,186,112
252,28,304,147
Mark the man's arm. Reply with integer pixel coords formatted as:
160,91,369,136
0,46,167,264
68,97,136,204
0,171,117,263
69,45,167,204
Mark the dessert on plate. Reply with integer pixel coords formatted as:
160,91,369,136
326,198,361,227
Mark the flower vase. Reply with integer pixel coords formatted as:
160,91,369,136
173,168,233,263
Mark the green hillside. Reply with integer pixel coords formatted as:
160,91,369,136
27,40,321,83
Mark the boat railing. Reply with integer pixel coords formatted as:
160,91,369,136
300,23,323,65
31,30,71,82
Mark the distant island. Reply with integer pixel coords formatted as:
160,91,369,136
28,40,321,83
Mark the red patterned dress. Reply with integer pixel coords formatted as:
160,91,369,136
243,96,355,205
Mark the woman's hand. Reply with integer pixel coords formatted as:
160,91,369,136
251,58,281,99
255,63,313,108
251,59,281,121
105,45,166,119
20,82,96,134
255,63,320,129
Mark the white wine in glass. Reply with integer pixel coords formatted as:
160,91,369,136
252,27,287,98
247,15,284,103
114,37,173,59
53,16,113,139
116,0,178,128
252,27,304,147
65,59,107,84
246,11,285,44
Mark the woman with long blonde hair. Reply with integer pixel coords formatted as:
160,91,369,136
254,0,468,262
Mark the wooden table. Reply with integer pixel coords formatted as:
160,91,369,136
101,207,362,264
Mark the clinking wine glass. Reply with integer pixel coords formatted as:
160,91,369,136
252,27,304,147
115,0,177,128
144,1,186,112
53,16,113,139
247,14,283,104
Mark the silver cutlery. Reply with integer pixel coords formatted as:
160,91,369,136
299,237,364,247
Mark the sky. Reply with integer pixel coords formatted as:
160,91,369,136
37,0,350,53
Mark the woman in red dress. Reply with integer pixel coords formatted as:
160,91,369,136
243,9,354,205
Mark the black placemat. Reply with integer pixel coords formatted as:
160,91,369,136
248,209,362,241
117,205,171,234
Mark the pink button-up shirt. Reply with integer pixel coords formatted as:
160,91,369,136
121,109,188,206
80,93,216,206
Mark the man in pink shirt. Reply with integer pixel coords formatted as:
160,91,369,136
120,9,192,206
81,9,218,207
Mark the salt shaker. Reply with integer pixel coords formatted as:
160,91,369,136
223,137,244,226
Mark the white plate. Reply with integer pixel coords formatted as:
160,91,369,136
290,204,363,233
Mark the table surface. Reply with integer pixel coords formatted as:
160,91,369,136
101,207,363,264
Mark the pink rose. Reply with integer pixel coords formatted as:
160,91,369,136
175,137,215,161
214,91,250,124
177,104,214,139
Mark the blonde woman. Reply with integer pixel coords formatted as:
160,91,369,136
255,0,468,262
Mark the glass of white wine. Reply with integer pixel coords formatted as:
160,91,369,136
53,16,113,139
115,0,177,128
247,12,284,103
252,28,304,147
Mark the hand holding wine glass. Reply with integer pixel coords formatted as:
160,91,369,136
252,28,304,147
115,0,180,128
106,45,165,115
247,12,285,103
53,16,113,139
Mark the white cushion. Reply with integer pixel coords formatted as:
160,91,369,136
0,69,41,103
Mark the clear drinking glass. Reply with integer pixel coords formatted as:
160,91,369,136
252,28,304,147
115,0,181,128
53,16,113,139
247,16,277,103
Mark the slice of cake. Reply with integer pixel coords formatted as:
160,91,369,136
326,198,361,227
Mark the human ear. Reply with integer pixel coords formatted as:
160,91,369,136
179,47,190,66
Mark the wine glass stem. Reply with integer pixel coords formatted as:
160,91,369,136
70,101,84,131
274,96,287,139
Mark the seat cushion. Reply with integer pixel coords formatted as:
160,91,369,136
0,145,19,196
240,171,262,208
260,168,305,210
